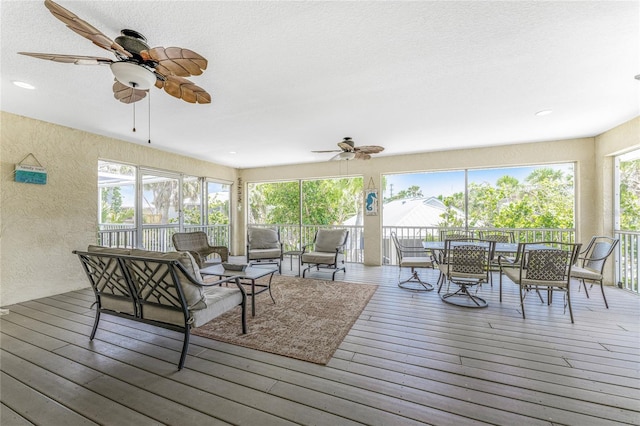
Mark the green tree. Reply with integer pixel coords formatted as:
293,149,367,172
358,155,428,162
437,167,574,229
384,185,423,202
620,159,640,230
248,178,363,225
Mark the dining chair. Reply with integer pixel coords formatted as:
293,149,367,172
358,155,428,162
478,230,515,243
502,242,581,323
390,232,434,291
439,229,475,241
479,230,516,286
438,238,494,308
570,236,619,308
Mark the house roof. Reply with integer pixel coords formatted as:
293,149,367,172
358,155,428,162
1,1,638,168
345,197,457,227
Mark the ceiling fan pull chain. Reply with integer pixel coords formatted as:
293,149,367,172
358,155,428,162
148,91,151,144
132,81,137,133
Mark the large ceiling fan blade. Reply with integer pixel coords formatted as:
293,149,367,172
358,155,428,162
113,80,147,104
354,145,384,154
142,47,207,77
18,52,113,65
44,0,131,58
157,75,211,104
354,152,372,160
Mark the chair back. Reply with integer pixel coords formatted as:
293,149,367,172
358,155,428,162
518,242,581,287
248,227,281,249
390,232,403,261
478,230,515,243
443,238,494,282
450,245,488,275
580,236,619,273
440,229,474,241
314,229,349,253
172,231,209,252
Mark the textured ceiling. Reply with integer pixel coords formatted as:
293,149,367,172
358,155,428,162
1,1,639,169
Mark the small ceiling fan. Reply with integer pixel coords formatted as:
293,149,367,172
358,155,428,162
313,137,384,161
18,0,210,105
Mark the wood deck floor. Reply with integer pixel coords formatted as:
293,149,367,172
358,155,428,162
1,260,639,426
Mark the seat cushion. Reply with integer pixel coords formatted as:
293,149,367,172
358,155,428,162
401,256,433,268
315,229,348,252
302,251,341,265
570,266,602,281
504,268,568,288
248,248,281,260
147,285,243,327
248,227,280,249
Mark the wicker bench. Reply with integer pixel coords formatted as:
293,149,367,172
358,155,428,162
73,246,247,370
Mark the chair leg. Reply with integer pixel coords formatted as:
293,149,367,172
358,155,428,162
178,327,190,370
520,285,526,319
398,267,433,291
240,299,247,334
566,288,574,323
579,278,590,298
437,272,446,293
90,310,101,340
598,280,609,309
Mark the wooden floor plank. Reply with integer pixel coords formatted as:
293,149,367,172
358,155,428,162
0,403,35,426
1,262,639,425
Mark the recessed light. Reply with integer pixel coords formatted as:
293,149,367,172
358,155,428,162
12,80,35,90
535,109,553,117
229,151,237,155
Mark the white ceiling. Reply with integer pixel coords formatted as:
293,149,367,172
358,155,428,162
2,1,639,169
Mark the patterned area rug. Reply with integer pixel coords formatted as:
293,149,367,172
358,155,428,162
192,275,378,365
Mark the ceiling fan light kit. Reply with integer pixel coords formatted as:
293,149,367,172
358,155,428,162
333,151,357,161
110,62,156,90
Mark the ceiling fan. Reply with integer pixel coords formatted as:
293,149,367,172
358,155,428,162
313,137,384,161
18,0,210,105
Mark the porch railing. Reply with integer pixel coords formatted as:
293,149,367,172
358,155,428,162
98,224,230,252
615,230,640,294
382,226,576,265
97,224,638,294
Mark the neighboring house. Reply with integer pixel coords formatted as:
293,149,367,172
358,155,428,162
344,196,461,228
344,197,463,263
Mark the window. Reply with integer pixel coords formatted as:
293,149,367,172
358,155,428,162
382,163,575,245
98,160,136,247
615,150,640,292
98,161,231,250
248,177,363,261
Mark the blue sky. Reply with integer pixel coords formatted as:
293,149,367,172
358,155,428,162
383,164,573,198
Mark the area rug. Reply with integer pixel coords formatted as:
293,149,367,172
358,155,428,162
192,275,378,364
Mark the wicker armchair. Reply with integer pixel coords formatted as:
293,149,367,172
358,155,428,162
172,232,228,268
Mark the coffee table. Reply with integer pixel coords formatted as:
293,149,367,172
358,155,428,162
200,264,277,317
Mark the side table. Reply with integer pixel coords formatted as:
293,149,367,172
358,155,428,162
283,250,303,276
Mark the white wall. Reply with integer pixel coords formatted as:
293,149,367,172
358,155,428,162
1,112,638,306
0,112,237,306
241,137,598,266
